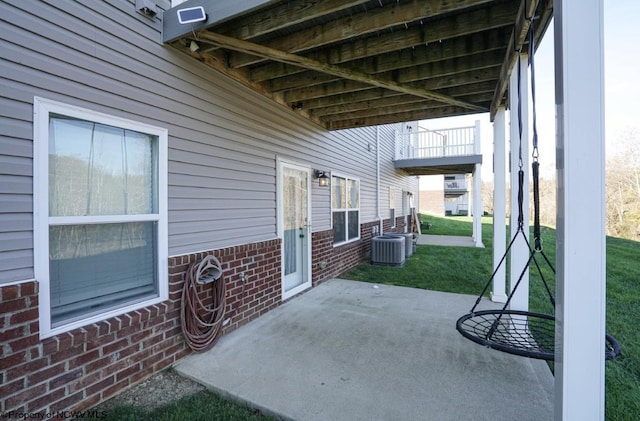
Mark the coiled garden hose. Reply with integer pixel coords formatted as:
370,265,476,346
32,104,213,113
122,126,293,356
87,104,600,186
180,255,226,352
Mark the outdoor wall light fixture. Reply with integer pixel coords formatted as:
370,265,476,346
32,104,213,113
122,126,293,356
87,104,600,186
135,0,158,18
314,170,330,187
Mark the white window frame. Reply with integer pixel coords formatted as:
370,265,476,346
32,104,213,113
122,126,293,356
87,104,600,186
331,173,360,246
33,97,168,338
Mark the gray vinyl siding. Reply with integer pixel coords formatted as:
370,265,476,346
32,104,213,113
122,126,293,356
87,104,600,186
0,0,417,283
0,95,34,282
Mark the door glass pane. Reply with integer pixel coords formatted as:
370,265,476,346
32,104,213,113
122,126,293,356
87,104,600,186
283,168,307,230
49,116,156,216
283,167,308,280
49,222,158,326
283,229,297,275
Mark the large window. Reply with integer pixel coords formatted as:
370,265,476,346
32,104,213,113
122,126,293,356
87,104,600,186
34,98,168,337
332,175,360,245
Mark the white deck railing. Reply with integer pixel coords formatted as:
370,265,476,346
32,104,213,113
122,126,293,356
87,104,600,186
395,122,480,161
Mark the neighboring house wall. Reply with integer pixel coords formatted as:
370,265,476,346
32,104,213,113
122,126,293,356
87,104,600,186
419,190,445,216
444,174,470,216
419,174,472,217
444,195,470,216
0,0,417,415
418,175,445,216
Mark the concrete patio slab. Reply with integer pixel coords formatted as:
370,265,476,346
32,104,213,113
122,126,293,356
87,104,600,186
175,279,553,421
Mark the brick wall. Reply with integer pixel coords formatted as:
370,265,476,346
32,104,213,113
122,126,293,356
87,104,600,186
382,215,409,234
0,239,281,416
0,281,184,416
1,228,391,415
169,239,282,334
312,219,400,285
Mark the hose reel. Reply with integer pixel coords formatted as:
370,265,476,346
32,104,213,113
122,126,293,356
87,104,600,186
194,255,222,285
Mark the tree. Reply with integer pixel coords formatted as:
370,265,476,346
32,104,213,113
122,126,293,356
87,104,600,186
483,127,640,242
605,128,640,240
481,181,494,215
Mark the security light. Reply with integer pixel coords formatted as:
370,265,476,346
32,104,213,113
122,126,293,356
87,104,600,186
177,6,206,24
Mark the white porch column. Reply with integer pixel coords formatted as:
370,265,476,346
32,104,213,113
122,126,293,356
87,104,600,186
491,107,507,302
554,0,606,418
508,54,530,312
472,121,483,247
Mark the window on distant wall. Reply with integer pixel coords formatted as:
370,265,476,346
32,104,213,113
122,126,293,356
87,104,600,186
331,175,360,245
34,97,168,337
389,187,396,228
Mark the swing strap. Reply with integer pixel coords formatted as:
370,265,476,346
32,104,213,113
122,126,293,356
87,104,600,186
529,18,539,159
467,15,553,314
518,169,525,229
457,13,621,362
532,161,541,250
528,15,542,251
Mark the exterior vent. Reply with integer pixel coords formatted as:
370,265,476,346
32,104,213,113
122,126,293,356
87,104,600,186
383,233,415,258
371,236,405,266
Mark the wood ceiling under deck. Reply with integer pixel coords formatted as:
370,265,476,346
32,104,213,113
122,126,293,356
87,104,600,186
164,0,553,130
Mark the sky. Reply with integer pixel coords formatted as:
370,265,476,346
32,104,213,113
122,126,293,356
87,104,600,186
421,1,640,181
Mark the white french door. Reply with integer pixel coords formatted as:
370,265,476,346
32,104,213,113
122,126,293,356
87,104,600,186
279,161,312,299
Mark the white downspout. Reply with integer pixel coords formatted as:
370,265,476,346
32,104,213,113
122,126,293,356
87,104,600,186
491,107,508,303
376,126,383,235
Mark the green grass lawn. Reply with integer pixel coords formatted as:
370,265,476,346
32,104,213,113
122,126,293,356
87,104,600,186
101,389,277,421
420,214,476,237
346,215,497,295
341,214,640,420
102,214,638,420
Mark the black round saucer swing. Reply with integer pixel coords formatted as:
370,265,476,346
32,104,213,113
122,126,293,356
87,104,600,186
455,18,621,361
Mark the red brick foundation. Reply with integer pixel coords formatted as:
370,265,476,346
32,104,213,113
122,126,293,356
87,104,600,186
1,222,398,415
0,280,183,416
383,215,410,234
0,239,281,416
169,239,282,334
311,219,404,285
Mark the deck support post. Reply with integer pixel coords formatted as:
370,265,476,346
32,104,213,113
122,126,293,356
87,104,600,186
491,107,507,302
471,166,483,247
472,121,483,247
508,54,530,312
554,0,606,418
